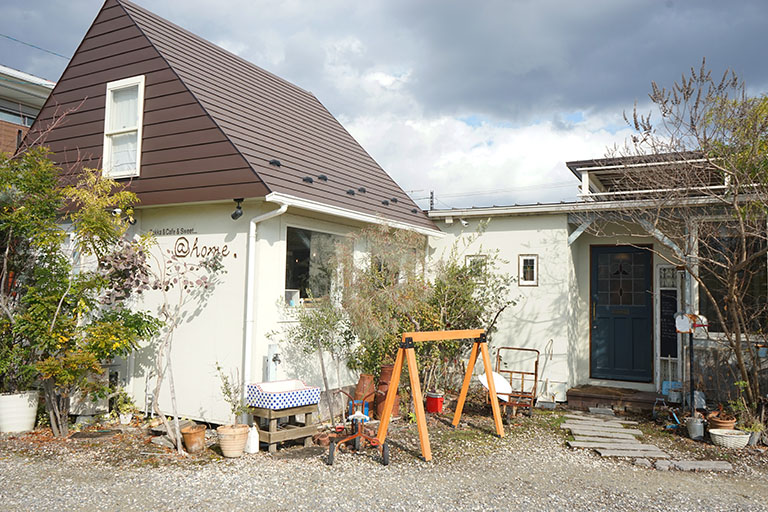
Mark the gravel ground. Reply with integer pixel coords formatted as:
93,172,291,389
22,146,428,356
1,411,767,511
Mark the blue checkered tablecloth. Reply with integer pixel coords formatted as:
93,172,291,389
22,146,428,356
246,380,321,409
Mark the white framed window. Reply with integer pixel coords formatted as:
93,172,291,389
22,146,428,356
518,254,538,286
103,75,145,178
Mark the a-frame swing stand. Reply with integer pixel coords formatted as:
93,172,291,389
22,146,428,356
375,329,504,462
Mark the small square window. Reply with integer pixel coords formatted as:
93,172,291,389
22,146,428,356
518,254,538,286
103,75,145,178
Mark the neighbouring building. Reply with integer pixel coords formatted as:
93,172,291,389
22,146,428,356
0,65,54,154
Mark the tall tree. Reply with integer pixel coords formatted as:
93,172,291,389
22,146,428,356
590,60,768,410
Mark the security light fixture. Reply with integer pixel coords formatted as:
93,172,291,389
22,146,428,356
459,219,469,227
231,198,244,220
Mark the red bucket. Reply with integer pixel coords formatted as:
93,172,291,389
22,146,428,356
425,392,444,413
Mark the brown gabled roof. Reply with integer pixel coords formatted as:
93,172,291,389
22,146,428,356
31,0,435,231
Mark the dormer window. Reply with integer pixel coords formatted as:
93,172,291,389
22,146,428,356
103,75,145,178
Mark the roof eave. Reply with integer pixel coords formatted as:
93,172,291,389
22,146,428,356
266,192,444,237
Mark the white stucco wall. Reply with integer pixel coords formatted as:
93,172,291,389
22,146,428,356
430,214,572,401
431,214,677,400
121,200,365,424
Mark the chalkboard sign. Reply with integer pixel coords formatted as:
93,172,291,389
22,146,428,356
660,289,678,357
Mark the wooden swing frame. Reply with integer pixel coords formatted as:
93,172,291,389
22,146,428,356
375,329,505,462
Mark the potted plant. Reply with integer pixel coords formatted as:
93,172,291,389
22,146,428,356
215,363,250,458
0,337,40,433
113,387,137,425
707,404,737,430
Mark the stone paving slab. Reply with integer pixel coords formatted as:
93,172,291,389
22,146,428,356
589,407,615,416
561,419,629,429
561,424,643,436
572,435,643,444
597,449,670,459
564,413,638,425
567,429,640,440
569,441,661,450
672,460,733,472
563,413,638,425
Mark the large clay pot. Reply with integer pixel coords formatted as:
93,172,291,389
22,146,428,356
355,374,375,405
181,424,206,453
0,391,39,433
379,364,395,385
374,364,400,420
217,424,249,457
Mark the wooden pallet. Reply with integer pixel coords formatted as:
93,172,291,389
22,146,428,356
250,403,318,453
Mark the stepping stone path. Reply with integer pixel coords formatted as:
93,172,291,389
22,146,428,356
561,411,668,459
561,411,733,472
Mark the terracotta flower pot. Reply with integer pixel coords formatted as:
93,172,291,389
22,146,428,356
181,424,207,453
707,413,737,430
217,424,249,457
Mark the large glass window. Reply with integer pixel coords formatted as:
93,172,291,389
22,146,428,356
103,75,145,178
698,233,768,332
285,227,341,301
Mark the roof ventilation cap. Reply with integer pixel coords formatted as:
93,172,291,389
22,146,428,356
390,197,398,203
358,187,366,193
302,176,314,183
411,208,419,214
381,200,390,206
346,189,355,195
269,159,282,167
317,174,328,182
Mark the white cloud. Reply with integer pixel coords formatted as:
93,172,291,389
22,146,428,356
345,113,634,208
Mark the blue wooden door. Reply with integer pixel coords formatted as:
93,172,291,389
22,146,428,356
590,246,653,382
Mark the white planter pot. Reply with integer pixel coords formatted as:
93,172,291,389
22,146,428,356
119,412,133,425
0,391,39,433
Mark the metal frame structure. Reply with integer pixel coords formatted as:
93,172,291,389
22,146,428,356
375,329,505,462
494,347,540,417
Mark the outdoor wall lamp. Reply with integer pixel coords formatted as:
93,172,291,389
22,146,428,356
231,198,244,220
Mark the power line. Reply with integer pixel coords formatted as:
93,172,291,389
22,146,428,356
411,181,576,201
0,33,70,60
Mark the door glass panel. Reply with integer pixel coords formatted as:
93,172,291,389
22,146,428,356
597,252,648,305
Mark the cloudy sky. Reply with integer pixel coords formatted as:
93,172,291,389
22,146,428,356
3,0,768,209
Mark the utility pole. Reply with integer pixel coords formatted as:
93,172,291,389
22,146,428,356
429,191,434,210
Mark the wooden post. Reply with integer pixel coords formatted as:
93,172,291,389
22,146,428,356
479,339,505,437
405,341,431,461
376,341,405,445
451,340,479,427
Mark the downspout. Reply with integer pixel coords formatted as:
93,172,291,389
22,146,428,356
241,202,289,410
